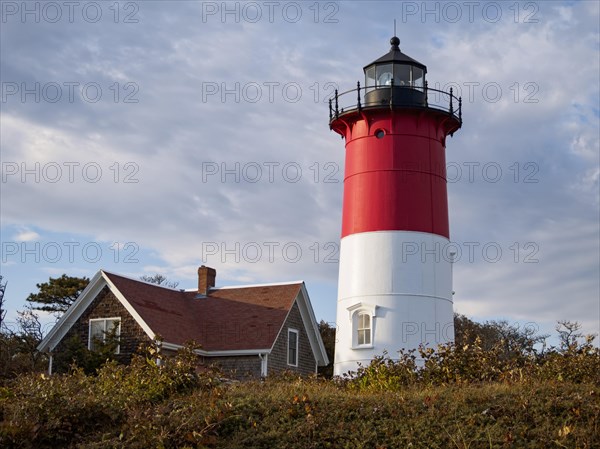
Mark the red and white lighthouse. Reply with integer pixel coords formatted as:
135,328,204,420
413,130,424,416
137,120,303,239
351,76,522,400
330,37,462,376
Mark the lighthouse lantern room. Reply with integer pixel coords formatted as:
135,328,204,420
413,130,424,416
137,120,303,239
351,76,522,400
364,36,427,107
329,37,462,376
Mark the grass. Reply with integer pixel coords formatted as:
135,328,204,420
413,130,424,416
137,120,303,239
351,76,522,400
1,374,598,449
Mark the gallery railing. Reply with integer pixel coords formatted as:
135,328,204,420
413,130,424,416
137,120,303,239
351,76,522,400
329,81,462,126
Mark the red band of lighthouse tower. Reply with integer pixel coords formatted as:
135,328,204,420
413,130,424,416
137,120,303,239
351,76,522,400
330,37,462,376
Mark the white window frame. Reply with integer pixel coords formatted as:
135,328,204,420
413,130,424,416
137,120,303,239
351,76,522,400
357,312,371,346
88,317,121,354
348,303,377,349
287,328,299,367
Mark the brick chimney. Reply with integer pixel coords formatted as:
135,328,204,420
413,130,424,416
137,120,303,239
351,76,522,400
198,265,216,295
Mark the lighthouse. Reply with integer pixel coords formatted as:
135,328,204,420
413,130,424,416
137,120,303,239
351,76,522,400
329,37,462,376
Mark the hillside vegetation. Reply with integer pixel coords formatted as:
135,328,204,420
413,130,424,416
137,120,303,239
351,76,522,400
1,333,599,449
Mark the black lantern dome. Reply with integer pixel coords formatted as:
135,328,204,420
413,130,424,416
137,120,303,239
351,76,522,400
363,37,427,107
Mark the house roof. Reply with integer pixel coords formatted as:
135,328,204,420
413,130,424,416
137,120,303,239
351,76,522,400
38,270,328,365
104,272,300,351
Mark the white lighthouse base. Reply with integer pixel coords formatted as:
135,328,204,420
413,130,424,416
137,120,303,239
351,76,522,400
333,231,455,377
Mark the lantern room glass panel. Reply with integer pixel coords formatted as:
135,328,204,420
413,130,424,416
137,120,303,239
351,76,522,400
376,64,393,86
412,67,424,88
365,65,376,95
365,66,376,87
394,64,411,87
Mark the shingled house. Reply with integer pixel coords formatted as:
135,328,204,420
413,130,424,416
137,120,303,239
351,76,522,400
37,266,329,378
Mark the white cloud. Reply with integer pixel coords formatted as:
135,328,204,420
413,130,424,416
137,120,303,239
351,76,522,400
13,228,40,242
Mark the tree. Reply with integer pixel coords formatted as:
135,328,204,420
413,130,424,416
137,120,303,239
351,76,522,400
556,320,584,350
0,275,6,330
0,306,48,378
454,313,547,357
13,306,45,370
454,313,502,349
26,274,90,316
140,273,179,289
317,320,336,378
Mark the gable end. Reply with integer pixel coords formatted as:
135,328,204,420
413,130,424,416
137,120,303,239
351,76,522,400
268,300,317,375
52,286,151,370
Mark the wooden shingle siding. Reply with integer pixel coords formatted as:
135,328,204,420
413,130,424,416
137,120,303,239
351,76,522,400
268,300,316,376
53,287,150,371
207,355,262,380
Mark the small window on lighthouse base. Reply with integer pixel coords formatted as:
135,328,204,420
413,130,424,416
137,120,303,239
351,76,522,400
375,129,385,139
357,313,371,345
348,303,377,349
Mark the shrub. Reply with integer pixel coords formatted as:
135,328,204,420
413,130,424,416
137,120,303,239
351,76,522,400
346,350,418,391
1,324,598,448
348,333,599,391
537,334,600,384
0,340,221,448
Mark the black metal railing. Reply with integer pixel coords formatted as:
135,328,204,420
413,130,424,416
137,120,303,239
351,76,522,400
329,81,462,125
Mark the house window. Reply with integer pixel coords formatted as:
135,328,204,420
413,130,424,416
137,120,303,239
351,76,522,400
357,313,371,345
287,329,298,366
89,318,121,353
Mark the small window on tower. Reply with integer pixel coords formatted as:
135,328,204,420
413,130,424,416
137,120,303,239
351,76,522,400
348,303,376,349
375,129,385,139
357,313,371,345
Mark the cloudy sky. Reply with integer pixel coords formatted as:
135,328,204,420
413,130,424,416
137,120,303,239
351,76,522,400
1,1,598,343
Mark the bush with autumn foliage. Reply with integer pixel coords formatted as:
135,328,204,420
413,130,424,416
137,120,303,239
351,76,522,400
0,323,599,449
